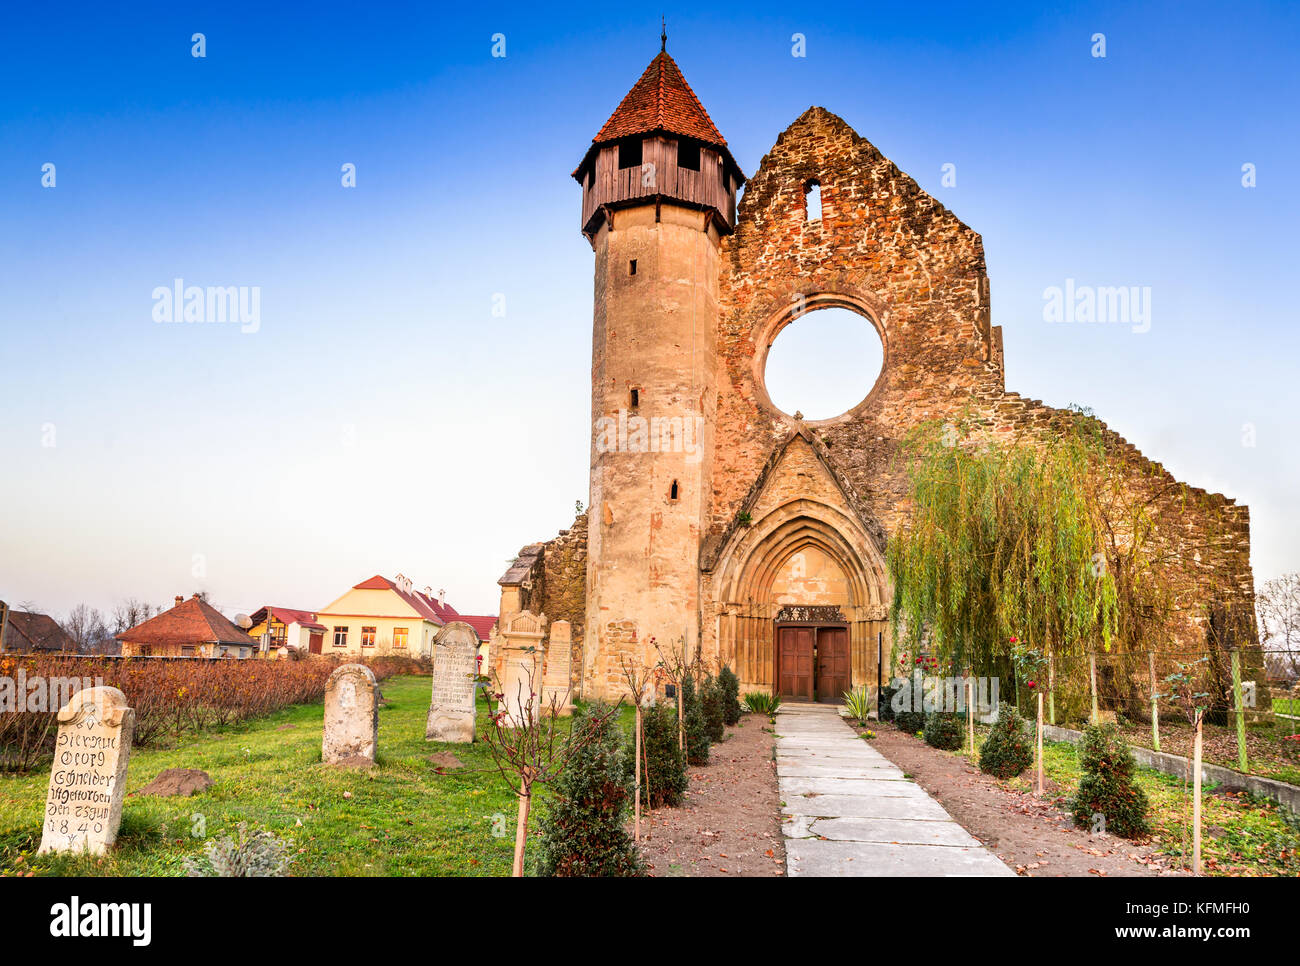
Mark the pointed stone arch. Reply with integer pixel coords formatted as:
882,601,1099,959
710,495,890,691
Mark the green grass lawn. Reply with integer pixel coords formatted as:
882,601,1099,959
0,674,630,877
944,727,1300,877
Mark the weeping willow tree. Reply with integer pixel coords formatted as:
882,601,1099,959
887,411,1120,676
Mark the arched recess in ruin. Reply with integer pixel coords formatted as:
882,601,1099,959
711,497,891,692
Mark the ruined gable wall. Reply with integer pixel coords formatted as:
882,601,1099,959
712,107,1257,677
714,107,1001,540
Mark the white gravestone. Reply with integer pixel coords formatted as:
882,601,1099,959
322,664,379,765
39,686,135,856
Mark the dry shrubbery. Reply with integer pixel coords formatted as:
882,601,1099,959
0,653,425,770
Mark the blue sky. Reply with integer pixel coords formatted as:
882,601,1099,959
1,1,1296,622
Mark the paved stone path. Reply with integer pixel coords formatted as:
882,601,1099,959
777,703,1013,876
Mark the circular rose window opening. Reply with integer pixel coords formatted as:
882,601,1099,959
763,306,884,420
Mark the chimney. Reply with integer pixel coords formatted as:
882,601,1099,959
174,595,184,607
438,589,446,608
192,592,200,600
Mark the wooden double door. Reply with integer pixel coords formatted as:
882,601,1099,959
776,623,851,703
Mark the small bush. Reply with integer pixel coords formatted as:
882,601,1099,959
680,675,710,766
536,703,644,876
743,691,781,715
1070,723,1150,839
978,706,1033,779
630,701,688,808
701,675,726,744
893,706,926,735
923,711,963,751
878,683,897,723
718,666,742,726
184,823,291,877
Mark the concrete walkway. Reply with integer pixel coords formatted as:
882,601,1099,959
776,703,1013,877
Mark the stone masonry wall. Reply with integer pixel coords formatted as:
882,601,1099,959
709,106,1259,687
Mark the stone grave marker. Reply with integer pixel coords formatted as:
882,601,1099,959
322,664,379,766
39,686,135,856
540,620,575,715
426,621,479,743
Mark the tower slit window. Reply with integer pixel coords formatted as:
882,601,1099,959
669,480,679,501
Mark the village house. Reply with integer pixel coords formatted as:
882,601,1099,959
315,574,494,662
0,602,78,653
117,594,259,658
245,606,327,657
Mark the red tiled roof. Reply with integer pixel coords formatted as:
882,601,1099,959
3,610,77,652
593,51,727,148
459,615,497,644
250,605,326,632
350,576,444,624
116,596,257,648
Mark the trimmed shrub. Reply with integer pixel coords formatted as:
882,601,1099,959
1070,724,1150,839
923,711,963,750
630,701,688,808
537,703,644,876
893,704,927,735
878,683,897,723
701,676,726,744
978,706,1033,779
680,674,710,766
718,665,742,726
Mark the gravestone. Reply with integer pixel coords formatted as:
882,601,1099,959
322,664,379,765
426,621,478,743
38,686,134,856
540,620,575,715
497,611,545,727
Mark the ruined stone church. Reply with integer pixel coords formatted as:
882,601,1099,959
492,46,1256,703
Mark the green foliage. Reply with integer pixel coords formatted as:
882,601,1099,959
184,823,291,877
978,706,1034,779
680,674,711,766
923,712,963,751
1070,723,1150,839
718,666,743,726
877,684,897,723
701,676,726,744
536,703,644,877
843,687,872,725
886,414,1119,672
743,692,781,715
631,701,688,808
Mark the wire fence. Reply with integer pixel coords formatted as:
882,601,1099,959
976,645,1300,777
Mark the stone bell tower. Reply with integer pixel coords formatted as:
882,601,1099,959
572,41,744,697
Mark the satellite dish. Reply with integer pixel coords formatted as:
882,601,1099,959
235,614,253,629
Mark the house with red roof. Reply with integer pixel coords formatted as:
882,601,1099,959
315,574,494,661
246,606,327,658
117,594,259,658
0,602,79,653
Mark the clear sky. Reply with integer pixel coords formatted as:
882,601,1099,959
1,1,1296,624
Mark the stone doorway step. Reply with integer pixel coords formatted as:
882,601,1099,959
776,703,1013,877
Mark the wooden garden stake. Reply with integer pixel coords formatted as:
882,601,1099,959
1035,691,1044,796
512,769,533,878
1192,711,1204,876
1047,652,1056,726
1231,647,1248,773
634,707,643,842
619,657,654,844
966,675,975,755
1149,651,1160,753
1089,651,1099,724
